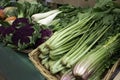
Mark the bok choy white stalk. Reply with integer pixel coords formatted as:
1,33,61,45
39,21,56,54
31,9,60,21
37,11,62,26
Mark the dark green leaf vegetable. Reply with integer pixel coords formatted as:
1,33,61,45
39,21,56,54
0,0,10,8
16,1,49,19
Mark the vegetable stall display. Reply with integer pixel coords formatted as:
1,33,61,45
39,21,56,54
37,0,120,80
0,0,120,80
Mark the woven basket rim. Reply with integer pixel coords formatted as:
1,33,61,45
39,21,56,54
103,58,120,80
28,48,58,80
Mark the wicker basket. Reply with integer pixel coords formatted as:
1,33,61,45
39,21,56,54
103,58,120,80
28,48,59,80
29,48,120,80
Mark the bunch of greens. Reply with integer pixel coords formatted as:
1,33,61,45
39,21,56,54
37,0,120,80
73,33,120,80
16,1,49,21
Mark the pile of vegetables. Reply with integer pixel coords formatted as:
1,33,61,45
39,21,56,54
0,0,120,80
37,0,120,80
0,1,53,50
0,1,81,51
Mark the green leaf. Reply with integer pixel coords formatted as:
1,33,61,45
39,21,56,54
17,41,28,50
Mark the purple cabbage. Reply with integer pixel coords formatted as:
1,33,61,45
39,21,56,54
40,29,53,39
0,18,30,39
1,17,53,49
34,29,53,47
2,27,15,37
11,18,34,45
12,18,30,28
12,25,34,45
34,38,45,48
0,26,5,35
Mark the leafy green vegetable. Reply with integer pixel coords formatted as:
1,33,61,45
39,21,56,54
0,0,10,8
16,1,49,20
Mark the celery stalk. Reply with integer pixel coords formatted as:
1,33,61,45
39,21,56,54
66,25,110,67
73,33,120,80
49,37,79,60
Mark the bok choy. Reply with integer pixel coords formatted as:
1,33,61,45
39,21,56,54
31,9,60,22
37,11,62,26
